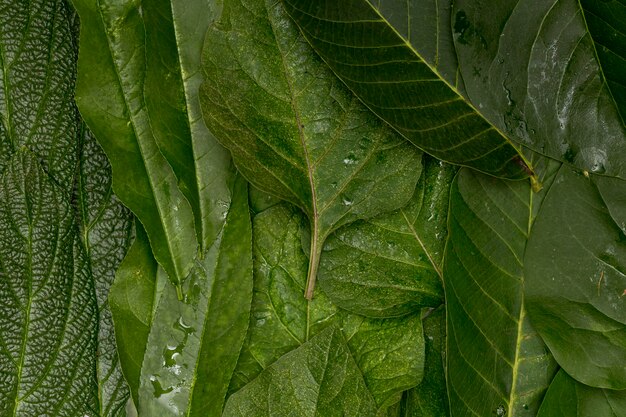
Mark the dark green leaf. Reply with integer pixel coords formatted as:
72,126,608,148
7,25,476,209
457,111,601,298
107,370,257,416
444,158,560,417
200,0,422,298
319,156,455,317
282,0,531,179
525,167,626,389
231,203,424,409
71,0,197,294
0,152,98,416
537,370,626,417
76,125,133,417
223,326,378,417
0,0,79,187
452,0,626,177
134,175,252,417
143,0,234,252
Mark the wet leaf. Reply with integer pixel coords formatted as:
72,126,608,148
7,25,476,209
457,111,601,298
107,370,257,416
200,0,422,298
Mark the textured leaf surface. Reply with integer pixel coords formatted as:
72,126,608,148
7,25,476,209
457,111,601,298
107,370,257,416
143,0,233,251
72,0,197,293
135,175,252,417
200,0,422,298
537,370,626,417
444,158,560,417
231,204,424,408
525,167,626,389
452,0,626,177
76,126,133,417
319,156,455,317
282,0,531,179
223,326,378,417
0,152,98,416
0,0,79,186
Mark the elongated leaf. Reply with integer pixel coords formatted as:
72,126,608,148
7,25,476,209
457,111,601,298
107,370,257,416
0,0,79,186
525,167,626,389
109,222,163,407
537,370,626,417
72,0,197,294
143,0,234,251
224,326,378,417
75,125,133,417
0,152,98,416
452,0,626,177
135,175,252,417
443,157,560,417
319,156,455,317
231,204,424,408
282,0,532,179
200,0,422,298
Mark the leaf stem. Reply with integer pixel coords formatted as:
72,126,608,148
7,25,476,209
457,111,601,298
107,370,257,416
304,221,322,300
176,284,184,301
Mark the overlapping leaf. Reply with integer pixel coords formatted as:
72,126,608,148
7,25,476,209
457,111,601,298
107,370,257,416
71,0,197,295
319,156,455,317
452,0,626,177
537,370,626,417
443,157,560,417
525,168,626,389
282,0,532,179
200,0,422,298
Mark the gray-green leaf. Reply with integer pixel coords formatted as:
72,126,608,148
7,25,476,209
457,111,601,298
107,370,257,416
200,0,422,299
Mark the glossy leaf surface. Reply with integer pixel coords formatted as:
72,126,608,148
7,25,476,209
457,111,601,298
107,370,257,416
444,158,560,417
319,156,455,317
282,0,531,179
525,168,626,389
200,0,422,298
72,0,197,293
452,0,626,177
537,370,626,417
0,152,98,416
223,326,378,417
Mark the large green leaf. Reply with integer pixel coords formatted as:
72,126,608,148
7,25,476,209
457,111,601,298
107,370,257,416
223,326,378,417
525,167,626,389
143,0,234,252
537,370,626,417
131,175,252,417
443,157,560,417
75,125,133,417
452,0,626,177
71,0,197,295
319,156,455,317
200,0,422,299
282,0,532,179
231,203,425,409
0,152,98,416
0,0,79,187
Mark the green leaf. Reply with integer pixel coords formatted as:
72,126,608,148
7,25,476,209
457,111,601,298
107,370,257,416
0,0,79,187
282,0,532,179
0,151,98,416
75,125,133,417
223,326,378,417
525,167,626,389
319,156,455,317
537,370,626,417
231,203,425,409
200,0,423,299
109,222,163,407
452,0,626,177
143,0,234,251
443,158,560,417
71,0,197,294
134,175,252,417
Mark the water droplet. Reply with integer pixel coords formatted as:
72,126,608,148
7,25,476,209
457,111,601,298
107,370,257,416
330,181,337,189
163,344,180,367
495,405,506,416
150,375,174,398
343,153,358,165
523,404,529,410
342,197,353,206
